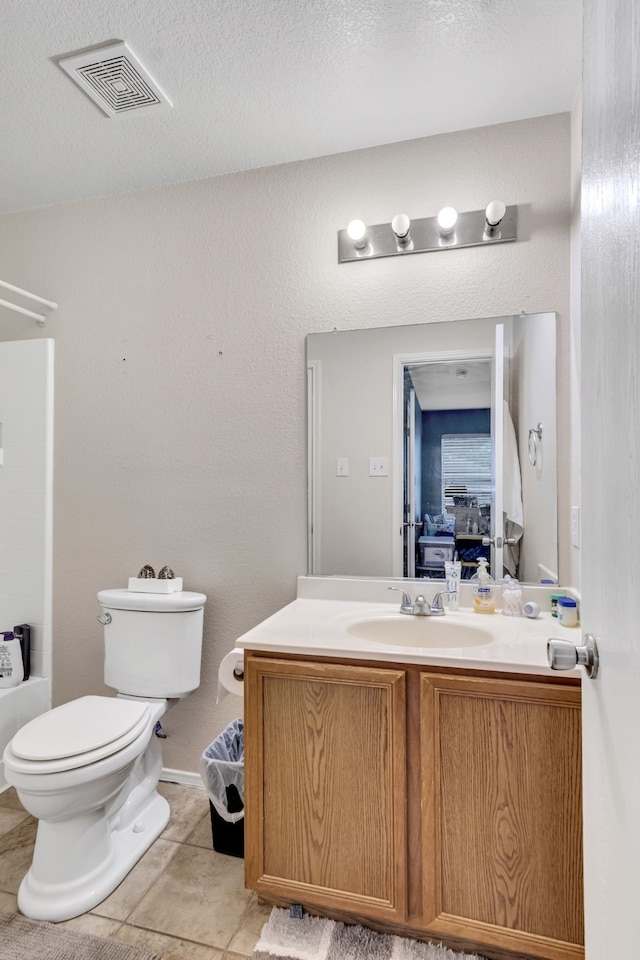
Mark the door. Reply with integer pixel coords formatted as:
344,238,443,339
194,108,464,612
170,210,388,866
581,2,640,956
490,323,505,577
403,385,421,577
306,362,319,574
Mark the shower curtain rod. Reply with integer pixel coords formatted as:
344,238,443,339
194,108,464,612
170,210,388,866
0,280,58,327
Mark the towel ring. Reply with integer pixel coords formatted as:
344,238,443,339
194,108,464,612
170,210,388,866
528,423,543,466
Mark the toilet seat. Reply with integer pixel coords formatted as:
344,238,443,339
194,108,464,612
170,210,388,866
8,696,151,775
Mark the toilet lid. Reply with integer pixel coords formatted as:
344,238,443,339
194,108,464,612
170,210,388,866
11,696,150,762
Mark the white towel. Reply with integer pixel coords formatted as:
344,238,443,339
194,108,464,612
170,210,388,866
503,401,523,577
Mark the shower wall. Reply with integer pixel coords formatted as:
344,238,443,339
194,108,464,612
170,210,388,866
0,338,53,789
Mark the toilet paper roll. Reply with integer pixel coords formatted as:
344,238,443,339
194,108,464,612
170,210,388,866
217,648,245,702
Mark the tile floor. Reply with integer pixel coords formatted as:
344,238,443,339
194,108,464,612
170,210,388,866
0,781,271,960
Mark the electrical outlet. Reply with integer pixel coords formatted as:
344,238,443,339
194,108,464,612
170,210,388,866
336,457,349,477
369,457,388,477
571,506,581,548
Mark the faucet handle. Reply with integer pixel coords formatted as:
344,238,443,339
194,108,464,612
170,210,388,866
430,591,450,614
387,586,414,613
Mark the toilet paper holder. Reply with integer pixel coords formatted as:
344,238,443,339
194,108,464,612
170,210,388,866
217,648,245,702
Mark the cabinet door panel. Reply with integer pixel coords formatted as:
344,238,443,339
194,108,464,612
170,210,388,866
421,674,583,960
246,656,407,922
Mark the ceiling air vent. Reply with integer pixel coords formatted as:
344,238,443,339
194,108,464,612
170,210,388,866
57,41,172,118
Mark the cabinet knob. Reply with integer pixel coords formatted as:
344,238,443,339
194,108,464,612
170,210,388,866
547,634,599,679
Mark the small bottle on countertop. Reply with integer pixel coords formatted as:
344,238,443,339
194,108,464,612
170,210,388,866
550,592,565,618
0,631,24,688
557,597,579,627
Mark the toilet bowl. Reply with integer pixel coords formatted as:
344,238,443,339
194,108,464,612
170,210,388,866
4,694,169,921
2,587,207,922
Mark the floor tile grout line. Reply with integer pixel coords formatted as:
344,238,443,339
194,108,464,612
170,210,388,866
92,836,184,926
222,890,257,953
120,822,251,950
91,917,127,938
123,913,240,953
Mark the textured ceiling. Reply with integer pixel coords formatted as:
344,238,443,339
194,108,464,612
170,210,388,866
0,0,582,214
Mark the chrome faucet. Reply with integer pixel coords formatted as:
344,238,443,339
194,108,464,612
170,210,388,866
387,587,449,616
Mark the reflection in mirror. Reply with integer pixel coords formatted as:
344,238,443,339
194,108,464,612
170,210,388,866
307,313,557,585
403,357,492,579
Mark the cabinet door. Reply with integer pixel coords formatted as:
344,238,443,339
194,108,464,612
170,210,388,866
245,656,407,923
421,673,583,960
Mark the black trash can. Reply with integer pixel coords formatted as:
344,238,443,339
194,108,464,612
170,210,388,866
200,718,244,858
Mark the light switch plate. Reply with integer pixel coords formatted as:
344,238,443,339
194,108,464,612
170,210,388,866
336,457,349,477
369,457,388,477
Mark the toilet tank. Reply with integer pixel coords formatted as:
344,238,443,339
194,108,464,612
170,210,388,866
98,589,207,699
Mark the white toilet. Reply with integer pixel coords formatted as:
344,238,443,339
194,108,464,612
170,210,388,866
2,587,207,923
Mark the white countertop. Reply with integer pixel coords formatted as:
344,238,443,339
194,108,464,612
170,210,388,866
235,578,581,678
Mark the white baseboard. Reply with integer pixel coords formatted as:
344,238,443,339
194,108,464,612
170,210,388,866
2,766,203,793
160,767,205,789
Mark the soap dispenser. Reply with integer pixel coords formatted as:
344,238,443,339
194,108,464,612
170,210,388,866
0,631,24,688
471,558,496,615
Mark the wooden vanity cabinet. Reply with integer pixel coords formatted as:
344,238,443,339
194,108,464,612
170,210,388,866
421,672,583,960
245,653,583,960
244,656,408,923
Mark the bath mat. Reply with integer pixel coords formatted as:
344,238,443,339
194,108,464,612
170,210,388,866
253,907,488,960
0,912,159,960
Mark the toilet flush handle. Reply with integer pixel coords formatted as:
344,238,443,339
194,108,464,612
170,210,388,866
96,612,112,625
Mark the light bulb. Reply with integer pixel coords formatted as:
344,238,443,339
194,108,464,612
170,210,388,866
347,219,367,249
485,200,506,229
391,213,411,241
437,206,458,237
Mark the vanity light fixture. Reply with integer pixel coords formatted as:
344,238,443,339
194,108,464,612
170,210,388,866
437,206,458,238
391,213,411,247
337,201,518,263
346,219,368,250
484,200,507,237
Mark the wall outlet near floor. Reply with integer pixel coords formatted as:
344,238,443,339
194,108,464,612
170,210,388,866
369,457,388,477
571,506,581,548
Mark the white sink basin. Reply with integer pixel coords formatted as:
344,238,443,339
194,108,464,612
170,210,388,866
345,615,494,648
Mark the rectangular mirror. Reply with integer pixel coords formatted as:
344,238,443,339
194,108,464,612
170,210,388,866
307,313,557,585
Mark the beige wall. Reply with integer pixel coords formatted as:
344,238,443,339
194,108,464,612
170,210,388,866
513,313,558,583
0,112,571,773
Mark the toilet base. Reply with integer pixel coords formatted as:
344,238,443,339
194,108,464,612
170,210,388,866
17,791,170,922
